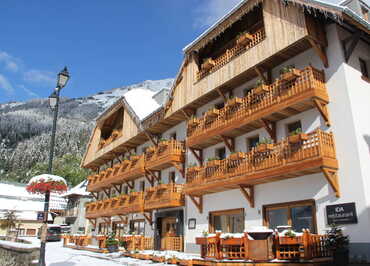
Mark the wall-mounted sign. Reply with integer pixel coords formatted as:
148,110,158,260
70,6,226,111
188,218,196,230
326,202,358,225
37,212,44,221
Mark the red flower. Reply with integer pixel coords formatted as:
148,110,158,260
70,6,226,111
26,180,67,195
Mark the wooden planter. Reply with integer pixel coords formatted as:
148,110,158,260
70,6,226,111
188,117,200,127
229,152,245,161
256,143,274,153
288,133,308,144
236,32,253,46
279,236,301,245
280,69,301,82
130,155,140,161
220,237,243,245
187,166,201,173
195,237,207,245
254,84,269,95
159,140,169,147
206,160,221,167
205,109,220,119
227,97,243,107
202,58,215,71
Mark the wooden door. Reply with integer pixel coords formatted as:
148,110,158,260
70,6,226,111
160,217,177,250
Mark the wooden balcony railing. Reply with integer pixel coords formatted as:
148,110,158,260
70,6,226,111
185,130,338,196
87,155,146,192
188,66,329,149
118,235,154,251
144,184,185,211
98,130,123,150
196,27,266,81
161,236,184,252
145,140,185,171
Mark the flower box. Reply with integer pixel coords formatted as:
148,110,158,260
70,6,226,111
206,160,221,167
188,117,200,127
288,133,308,144
220,237,244,245
205,108,220,119
130,155,140,161
227,97,243,106
254,84,269,95
187,166,201,173
256,143,274,153
280,69,301,83
236,32,253,46
229,152,245,161
195,237,207,245
279,236,301,245
201,58,215,71
159,140,170,147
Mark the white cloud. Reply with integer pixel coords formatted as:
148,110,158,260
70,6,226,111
193,0,243,29
0,51,20,72
23,70,55,86
0,74,14,95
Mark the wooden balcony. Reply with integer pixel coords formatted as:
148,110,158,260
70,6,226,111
196,27,266,81
144,184,185,211
112,192,145,216
145,140,185,171
187,66,330,149
98,129,123,150
185,130,339,197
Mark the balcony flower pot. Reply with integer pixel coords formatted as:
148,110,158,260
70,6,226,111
280,68,301,83
279,236,300,245
226,97,243,107
201,58,215,71
130,155,140,161
195,237,207,245
236,32,253,46
256,143,274,153
159,140,170,147
220,237,243,245
288,133,308,144
188,117,200,127
229,152,245,161
205,108,220,119
254,84,269,95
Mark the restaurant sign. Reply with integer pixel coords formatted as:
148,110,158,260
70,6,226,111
326,202,358,225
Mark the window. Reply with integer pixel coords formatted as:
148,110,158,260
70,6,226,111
98,223,109,235
130,219,145,235
263,200,316,233
209,209,244,233
287,121,302,135
359,58,369,78
169,171,176,183
123,186,128,195
215,102,225,110
140,181,145,192
216,147,226,160
112,222,126,237
247,135,259,151
170,132,177,140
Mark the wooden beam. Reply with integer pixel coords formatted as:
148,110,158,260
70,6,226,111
181,108,195,120
255,66,269,84
189,195,203,213
145,170,161,182
189,148,203,165
215,87,227,102
113,184,122,194
144,172,154,187
117,215,128,224
124,180,134,190
92,192,99,201
172,162,185,179
88,218,97,228
239,185,255,208
342,31,361,62
143,212,153,226
308,38,328,68
103,188,110,198
220,135,235,152
261,119,277,142
313,99,331,127
144,130,158,146
102,217,111,224
322,167,340,197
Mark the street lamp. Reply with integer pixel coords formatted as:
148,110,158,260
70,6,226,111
39,67,70,266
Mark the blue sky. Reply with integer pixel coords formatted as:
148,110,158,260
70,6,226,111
0,0,341,103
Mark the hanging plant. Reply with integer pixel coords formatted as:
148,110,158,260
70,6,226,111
26,174,67,195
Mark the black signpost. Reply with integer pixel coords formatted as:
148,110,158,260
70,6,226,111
326,202,358,225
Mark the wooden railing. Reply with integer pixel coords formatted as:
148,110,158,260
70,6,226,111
98,129,123,150
145,140,185,170
161,236,184,252
188,66,328,148
185,130,337,194
87,155,145,192
118,235,154,251
196,27,266,81
144,184,185,211
196,230,330,261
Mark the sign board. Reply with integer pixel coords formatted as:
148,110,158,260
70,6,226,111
37,212,44,221
326,202,358,225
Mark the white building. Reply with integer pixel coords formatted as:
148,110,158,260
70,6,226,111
81,0,370,262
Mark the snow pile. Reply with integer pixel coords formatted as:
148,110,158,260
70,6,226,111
28,174,67,186
63,180,90,197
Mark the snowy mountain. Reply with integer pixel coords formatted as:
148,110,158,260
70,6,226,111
0,78,173,185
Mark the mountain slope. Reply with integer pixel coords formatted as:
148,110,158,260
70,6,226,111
0,78,173,185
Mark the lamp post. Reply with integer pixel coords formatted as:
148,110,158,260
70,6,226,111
39,67,70,266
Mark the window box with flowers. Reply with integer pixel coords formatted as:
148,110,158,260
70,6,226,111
236,31,253,46
254,79,269,95
256,138,274,153
280,66,301,83
288,128,308,144
202,58,215,71
26,174,67,195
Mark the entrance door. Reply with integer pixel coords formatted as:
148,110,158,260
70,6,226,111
161,217,177,250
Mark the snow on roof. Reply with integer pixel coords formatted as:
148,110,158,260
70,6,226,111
123,88,161,120
62,180,90,197
183,0,370,53
28,174,67,185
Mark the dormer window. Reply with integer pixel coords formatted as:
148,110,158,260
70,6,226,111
99,107,124,149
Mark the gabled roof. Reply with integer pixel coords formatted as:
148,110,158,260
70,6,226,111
183,0,370,53
62,180,91,197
